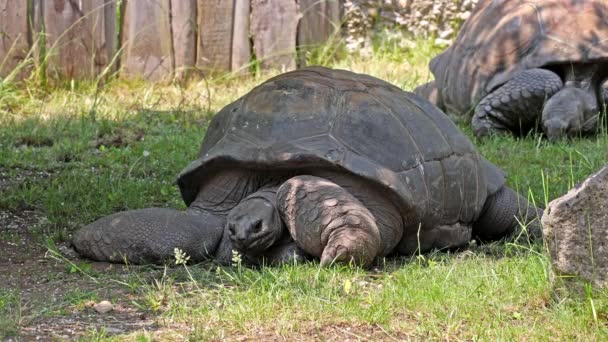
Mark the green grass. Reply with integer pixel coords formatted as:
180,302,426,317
1,38,608,340
0,289,20,337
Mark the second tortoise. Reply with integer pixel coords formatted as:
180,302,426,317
416,0,608,140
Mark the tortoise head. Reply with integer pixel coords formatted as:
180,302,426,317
226,189,284,254
542,87,599,141
542,65,603,141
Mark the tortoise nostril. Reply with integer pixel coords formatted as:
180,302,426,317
233,230,247,242
251,220,263,233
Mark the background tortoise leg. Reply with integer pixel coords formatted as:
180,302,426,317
72,207,228,264
472,68,563,138
473,186,543,243
276,175,382,267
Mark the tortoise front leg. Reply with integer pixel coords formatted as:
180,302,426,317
72,207,228,264
276,175,382,267
472,68,563,138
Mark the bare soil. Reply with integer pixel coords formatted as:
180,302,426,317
0,209,158,341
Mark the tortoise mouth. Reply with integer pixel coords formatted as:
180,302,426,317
231,230,275,254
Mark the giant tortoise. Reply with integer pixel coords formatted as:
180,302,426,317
415,0,608,140
73,67,541,267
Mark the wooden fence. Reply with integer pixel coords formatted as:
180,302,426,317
0,0,341,81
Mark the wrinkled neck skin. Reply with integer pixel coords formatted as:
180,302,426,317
542,63,605,139
187,169,285,214
563,63,607,101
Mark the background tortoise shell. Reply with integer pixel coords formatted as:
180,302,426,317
430,0,608,116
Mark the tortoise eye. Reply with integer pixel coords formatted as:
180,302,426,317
228,223,235,235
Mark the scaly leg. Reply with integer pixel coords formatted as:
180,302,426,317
472,68,563,138
72,207,228,264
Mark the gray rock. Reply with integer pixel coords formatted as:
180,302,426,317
542,165,608,289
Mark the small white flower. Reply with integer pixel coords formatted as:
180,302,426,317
143,150,150,158
174,247,190,265
231,250,242,267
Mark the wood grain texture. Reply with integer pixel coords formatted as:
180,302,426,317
251,0,299,71
297,0,340,66
31,0,43,74
0,1,31,78
103,0,117,74
197,0,234,72
41,0,117,79
121,0,172,80
231,0,250,73
171,0,196,80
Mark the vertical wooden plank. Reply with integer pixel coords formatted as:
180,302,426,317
251,0,299,71
171,0,196,80
121,0,172,80
41,0,85,79
103,0,118,74
0,1,31,78
31,0,43,75
231,0,250,73
42,0,117,79
197,0,234,72
297,0,340,65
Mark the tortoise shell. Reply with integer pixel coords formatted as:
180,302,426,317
430,0,608,116
177,67,505,231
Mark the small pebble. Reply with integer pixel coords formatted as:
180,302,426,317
93,300,113,314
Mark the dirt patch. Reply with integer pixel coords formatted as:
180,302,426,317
91,127,145,149
174,321,416,341
0,210,49,264
18,300,156,340
0,167,52,193
13,136,54,148
0,209,159,341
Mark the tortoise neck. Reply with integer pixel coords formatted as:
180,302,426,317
189,169,263,214
188,169,289,214
560,63,603,92
555,63,606,109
